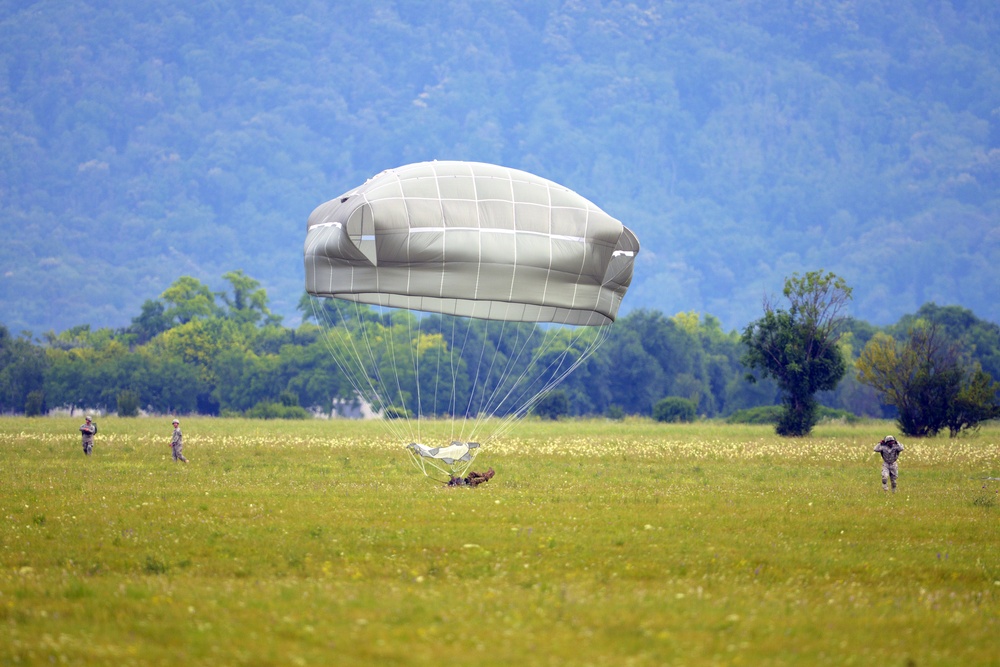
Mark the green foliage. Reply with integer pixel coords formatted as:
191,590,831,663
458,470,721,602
24,390,45,417
116,390,140,417
0,325,48,413
858,323,1000,437
161,277,222,325
244,401,309,420
143,556,168,575
948,368,1000,436
4,270,1000,428
534,390,571,421
741,272,853,436
726,405,784,425
382,406,413,420
892,304,1000,387
219,270,282,327
127,300,172,345
727,404,857,426
653,396,697,423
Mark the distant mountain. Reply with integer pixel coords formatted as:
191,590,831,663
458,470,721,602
2,0,998,335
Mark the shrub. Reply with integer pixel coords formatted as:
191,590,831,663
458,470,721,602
726,405,784,424
117,390,141,417
383,405,413,420
24,390,46,417
534,390,570,420
606,405,625,421
728,404,859,425
653,396,697,423
245,401,310,420
816,406,860,424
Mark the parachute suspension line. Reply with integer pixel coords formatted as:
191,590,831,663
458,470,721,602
429,313,446,434
447,314,471,444
310,297,406,445
464,318,530,443
464,318,506,433
463,319,541,444
487,323,613,445
480,323,553,442
470,320,521,439
452,313,491,443
313,295,613,453
482,319,527,434
402,306,421,444
469,324,548,444
350,303,406,443
486,328,599,444
480,321,542,426
479,328,563,444
382,303,419,444
310,298,382,428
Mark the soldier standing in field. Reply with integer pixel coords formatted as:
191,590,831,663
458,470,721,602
170,418,188,463
79,415,97,456
874,435,904,492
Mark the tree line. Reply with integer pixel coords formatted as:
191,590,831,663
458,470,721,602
2,271,999,437
740,271,1000,437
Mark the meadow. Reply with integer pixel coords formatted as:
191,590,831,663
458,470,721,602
1,416,997,666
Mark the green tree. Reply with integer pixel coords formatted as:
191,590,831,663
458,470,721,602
892,303,1000,384
161,277,221,325
605,328,666,415
25,390,46,417
219,270,281,326
857,323,1000,437
653,396,697,423
127,299,173,345
741,271,853,436
116,389,140,417
143,355,203,414
0,326,48,414
534,389,570,420
948,367,1000,437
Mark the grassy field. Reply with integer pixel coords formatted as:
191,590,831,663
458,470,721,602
1,416,998,666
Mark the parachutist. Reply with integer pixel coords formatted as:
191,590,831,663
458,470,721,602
170,418,188,463
874,435,903,491
79,415,97,456
448,468,495,488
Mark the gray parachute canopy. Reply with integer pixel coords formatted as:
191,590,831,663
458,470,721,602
304,161,639,326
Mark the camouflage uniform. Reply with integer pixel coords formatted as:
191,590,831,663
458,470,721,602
79,417,97,456
447,467,495,487
874,436,904,491
171,421,188,463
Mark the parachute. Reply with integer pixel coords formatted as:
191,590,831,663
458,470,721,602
304,161,639,482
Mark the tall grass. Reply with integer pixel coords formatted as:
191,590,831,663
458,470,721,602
1,417,998,665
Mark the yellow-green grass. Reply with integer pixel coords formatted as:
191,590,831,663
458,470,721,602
1,417,997,666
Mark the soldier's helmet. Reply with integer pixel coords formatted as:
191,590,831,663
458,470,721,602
884,435,895,443
173,419,179,425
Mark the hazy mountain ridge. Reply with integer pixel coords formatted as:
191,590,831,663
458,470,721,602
1,0,998,335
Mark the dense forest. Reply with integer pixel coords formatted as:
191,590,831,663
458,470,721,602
1,1,999,336
2,272,999,421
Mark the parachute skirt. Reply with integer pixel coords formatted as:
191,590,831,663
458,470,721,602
406,441,480,484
